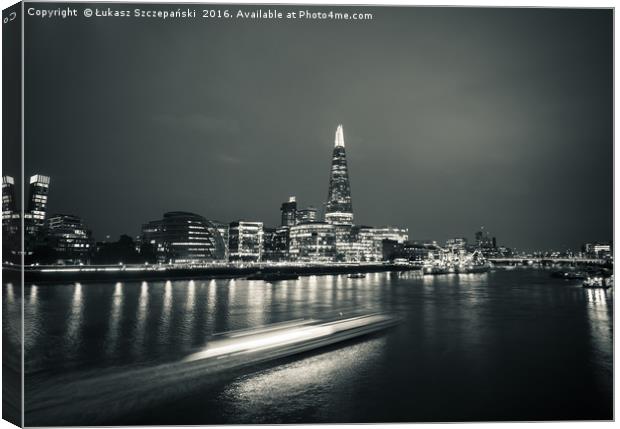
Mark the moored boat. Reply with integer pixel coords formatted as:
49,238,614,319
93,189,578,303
551,270,587,280
583,275,613,289
423,265,452,275
456,264,490,274
347,273,366,279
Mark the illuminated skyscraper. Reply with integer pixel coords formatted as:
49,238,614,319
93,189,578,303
2,176,20,260
324,125,353,225
27,174,50,223
23,174,50,247
2,176,18,236
280,196,297,227
2,176,16,219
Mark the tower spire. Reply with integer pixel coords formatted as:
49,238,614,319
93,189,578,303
334,124,345,148
325,125,353,225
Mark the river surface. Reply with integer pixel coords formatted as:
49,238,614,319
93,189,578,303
7,268,613,424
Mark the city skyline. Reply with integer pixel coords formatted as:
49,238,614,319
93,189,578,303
8,118,614,252
19,6,613,251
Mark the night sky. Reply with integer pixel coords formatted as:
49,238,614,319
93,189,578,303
22,5,612,251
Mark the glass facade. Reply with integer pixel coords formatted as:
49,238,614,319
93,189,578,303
229,221,264,262
2,175,20,263
141,212,226,264
26,174,50,225
211,221,230,261
45,214,94,264
2,176,18,236
24,174,50,239
356,227,383,262
280,196,297,227
325,125,354,226
296,207,317,224
262,227,278,261
288,222,336,262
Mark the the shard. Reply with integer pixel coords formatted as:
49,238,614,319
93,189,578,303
325,125,354,225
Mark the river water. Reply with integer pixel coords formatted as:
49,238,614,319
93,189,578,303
8,268,613,424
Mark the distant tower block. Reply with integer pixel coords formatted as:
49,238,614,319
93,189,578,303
280,196,297,227
325,125,353,225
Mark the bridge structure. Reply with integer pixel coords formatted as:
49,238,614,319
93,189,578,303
489,257,609,265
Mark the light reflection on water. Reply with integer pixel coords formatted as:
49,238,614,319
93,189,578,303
133,282,149,356
159,280,173,344
66,283,84,356
25,285,40,351
105,282,123,357
14,269,614,423
584,287,613,385
218,336,386,423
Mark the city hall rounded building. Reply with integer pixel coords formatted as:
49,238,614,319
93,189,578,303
141,211,226,264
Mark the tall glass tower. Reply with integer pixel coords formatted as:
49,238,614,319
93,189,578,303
26,174,50,227
325,125,354,225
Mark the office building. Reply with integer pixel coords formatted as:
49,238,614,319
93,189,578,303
373,226,409,244
2,176,19,238
24,174,50,238
356,226,383,262
141,212,226,264
296,207,317,224
262,227,279,261
280,196,297,227
446,237,468,251
229,220,264,262
45,214,94,264
211,221,230,261
288,222,336,262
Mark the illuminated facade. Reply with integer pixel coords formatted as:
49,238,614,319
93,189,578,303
211,221,230,261
46,214,94,264
296,207,317,224
373,226,409,244
2,176,19,236
333,224,359,262
262,227,278,261
24,174,50,237
229,220,264,262
280,196,297,227
2,176,16,220
584,242,612,259
324,125,354,226
352,226,409,262
141,212,226,263
289,222,336,262
356,227,383,262
269,226,291,261
446,237,468,251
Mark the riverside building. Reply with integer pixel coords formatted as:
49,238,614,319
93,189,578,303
2,176,19,238
280,196,297,227
45,214,94,264
228,221,264,262
141,212,226,264
24,174,50,238
288,222,336,262
211,221,230,261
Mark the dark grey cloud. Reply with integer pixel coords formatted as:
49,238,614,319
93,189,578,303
22,5,612,251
